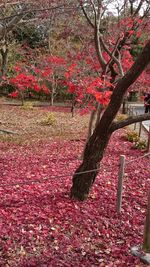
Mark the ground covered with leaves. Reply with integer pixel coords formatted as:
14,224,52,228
0,104,150,266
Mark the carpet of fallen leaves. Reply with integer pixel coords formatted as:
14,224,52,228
0,103,150,267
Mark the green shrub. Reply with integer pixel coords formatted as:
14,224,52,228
22,101,34,110
133,140,147,150
126,130,139,143
13,25,47,48
126,130,147,150
115,114,128,122
40,112,56,126
0,83,16,95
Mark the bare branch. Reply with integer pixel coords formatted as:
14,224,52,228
142,4,150,18
0,4,74,22
0,10,26,41
98,39,150,132
87,1,105,70
105,37,121,68
79,1,94,28
90,0,97,19
133,0,145,16
100,36,124,76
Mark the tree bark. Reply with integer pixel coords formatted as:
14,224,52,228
95,104,103,127
0,7,27,42
51,78,55,106
81,103,103,159
110,113,150,132
0,47,8,78
70,39,150,201
122,95,127,114
51,91,54,106
70,131,111,200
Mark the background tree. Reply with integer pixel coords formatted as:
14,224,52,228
0,0,74,80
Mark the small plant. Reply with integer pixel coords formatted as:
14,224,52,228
40,112,56,126
126,130,139,143
115,114,128,122
133,140,147,150
22,101,34,110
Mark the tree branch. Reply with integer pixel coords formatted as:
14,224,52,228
110,114,150,132
141,2,150,18
0,129,18,134
0,6,27,40
90,0,97,19
0,4,71,22
80,1,94,28
96,38,150,134
79,0,106,69
133,0,145,16
93,2,106,69
100,36,124,76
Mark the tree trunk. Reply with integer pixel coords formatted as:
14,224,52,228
122,95,128,114
143,192,150,253
0,47,8,78
48,31,52,55
95,104,103,127
87,108,97,139
51,92,54,106
51,77,56,106
80,108,97,159
70,161,99,201
51,84,55,106
21,95,24,106
70,129,111,200
71,99,76,118
81,104,103,159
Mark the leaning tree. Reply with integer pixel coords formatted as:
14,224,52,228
70,0,150,201
77,0,150,141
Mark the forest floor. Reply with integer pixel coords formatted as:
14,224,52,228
0,104,150,267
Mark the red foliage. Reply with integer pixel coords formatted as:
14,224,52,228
9,91,19,98
8,55,67,100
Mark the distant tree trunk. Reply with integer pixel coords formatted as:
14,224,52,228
70,39,150,200
71,98,76,118
143,191,150,253
80,108,97,159
95,104,103,127
51,77,56,106
81,103,103,159
0,47,8,78
48,32,52,55
87,108,97,138
122,95,128,114
86,104,103,142
20,92,24,106
51,89,54,106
